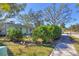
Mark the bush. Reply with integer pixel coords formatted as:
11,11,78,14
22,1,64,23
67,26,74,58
7,26,22,41
32,25,62,43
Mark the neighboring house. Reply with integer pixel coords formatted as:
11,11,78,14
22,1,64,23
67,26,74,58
0,21,33,36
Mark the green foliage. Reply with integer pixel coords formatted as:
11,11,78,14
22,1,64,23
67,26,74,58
32,25,62,42
76,4,79,7
27,9,44,27
0,3,26,19
7,26,22,40
0,3,10,12
0,3,26,12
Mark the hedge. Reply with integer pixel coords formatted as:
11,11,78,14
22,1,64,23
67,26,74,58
7,26,22,40
32,25,62,42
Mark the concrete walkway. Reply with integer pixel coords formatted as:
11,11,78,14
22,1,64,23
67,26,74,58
50,34,78,56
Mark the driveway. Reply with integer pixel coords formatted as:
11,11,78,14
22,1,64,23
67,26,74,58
50,34,78,56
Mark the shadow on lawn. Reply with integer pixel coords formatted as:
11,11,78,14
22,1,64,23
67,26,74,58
7,48,14,56
70,36,79,44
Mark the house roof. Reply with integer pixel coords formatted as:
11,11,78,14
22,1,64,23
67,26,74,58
6,21,33,29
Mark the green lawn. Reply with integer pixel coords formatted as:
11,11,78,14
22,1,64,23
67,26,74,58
0,37,52,56
70,36,79,54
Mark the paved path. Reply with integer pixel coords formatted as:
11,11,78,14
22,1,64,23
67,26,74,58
50,34,78,56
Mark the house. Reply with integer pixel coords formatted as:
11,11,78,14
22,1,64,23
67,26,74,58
0,21,33,36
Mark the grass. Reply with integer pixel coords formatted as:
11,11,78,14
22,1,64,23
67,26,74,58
21,36,33,41
0,37,52,56
70,36,79,54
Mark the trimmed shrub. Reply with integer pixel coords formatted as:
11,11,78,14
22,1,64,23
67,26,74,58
32,25,62,43
7,26,22,41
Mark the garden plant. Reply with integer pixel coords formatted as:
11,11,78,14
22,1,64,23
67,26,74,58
32,25,62,43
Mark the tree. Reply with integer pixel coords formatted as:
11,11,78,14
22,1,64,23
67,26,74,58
7,26,22,41
18,9,44,28
43,4,72,25
0,3,26,21
27,9,44,27
69,24,79,32
0,4,26,32
60,23,66,29
32,25,62,43
18,14,32,28
17,14,33,34
60,23,66,33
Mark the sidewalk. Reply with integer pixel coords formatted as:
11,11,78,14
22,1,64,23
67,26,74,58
50,35,78,56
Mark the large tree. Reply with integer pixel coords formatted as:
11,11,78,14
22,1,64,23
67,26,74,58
0,3,26,20
0,3,26,32
27,9,44,27
18,14,33,29
43,4,72,25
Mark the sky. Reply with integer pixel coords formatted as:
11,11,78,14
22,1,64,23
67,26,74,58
7,3,79,28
